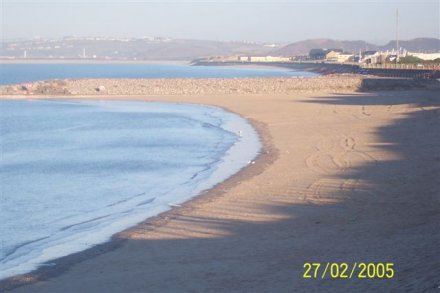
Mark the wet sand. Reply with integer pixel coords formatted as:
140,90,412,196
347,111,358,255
1,83,439,292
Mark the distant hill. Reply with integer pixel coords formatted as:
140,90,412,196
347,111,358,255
378,38,440,53
0,38,274,61
274,38,440,56
273,39,375,56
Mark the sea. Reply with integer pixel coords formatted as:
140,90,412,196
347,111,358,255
0,63,317,85
0,63,312,280
0,99,261,279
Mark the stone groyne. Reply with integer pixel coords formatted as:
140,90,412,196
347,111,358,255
1,75,438,96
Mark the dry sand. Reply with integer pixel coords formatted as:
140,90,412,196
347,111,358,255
1,81,439,292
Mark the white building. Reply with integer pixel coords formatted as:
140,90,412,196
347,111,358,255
246,56,291,62
407,52,440,61
326,50,353,63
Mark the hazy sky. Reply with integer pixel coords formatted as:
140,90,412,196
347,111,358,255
1,0,439,44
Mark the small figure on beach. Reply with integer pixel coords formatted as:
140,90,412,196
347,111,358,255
21,83,33,94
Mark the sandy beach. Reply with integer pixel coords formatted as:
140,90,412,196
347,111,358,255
1,77,439,292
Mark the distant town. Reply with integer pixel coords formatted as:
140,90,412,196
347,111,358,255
202,47,440,67
0,36,277,61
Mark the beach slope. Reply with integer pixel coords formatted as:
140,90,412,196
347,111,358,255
2,84,440,292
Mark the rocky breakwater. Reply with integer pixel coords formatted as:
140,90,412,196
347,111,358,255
0,75,438,96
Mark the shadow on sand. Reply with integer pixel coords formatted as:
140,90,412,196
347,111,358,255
2,89,440,293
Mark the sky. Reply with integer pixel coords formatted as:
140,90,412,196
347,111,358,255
1,0,439,44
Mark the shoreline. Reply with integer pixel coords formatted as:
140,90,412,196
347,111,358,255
0,97,273,291
1,80,439,292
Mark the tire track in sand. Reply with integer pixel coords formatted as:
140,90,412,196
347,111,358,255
303,135,377,202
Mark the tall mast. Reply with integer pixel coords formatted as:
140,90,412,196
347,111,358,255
396,8,399,61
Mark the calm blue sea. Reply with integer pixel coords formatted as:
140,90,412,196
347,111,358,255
0,99,260,279
0,63,317,85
